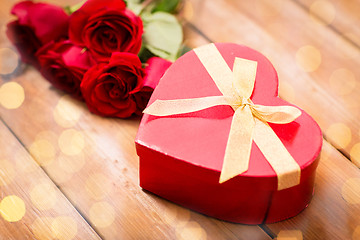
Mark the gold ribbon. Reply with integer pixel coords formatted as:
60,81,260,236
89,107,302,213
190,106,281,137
144,43,302,190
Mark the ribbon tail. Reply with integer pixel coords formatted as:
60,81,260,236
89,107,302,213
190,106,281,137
252,104,301,124
143,96,229,116
219,105,254,183
253,118,301,190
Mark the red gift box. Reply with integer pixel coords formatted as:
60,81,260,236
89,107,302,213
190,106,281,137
135,43,322,224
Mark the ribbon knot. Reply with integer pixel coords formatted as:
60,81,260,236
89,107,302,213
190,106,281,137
144,43,302,190
230,97,251,109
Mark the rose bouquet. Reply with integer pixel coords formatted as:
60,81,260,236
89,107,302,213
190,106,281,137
7,0,184,118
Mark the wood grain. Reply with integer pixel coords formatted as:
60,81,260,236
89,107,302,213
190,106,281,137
0,121,101,240
268,141,360,239
297,0,360,48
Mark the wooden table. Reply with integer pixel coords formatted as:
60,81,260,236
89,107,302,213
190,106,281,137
1,0,360,239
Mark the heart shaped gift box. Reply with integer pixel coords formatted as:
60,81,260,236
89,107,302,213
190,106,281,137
135,43,322,224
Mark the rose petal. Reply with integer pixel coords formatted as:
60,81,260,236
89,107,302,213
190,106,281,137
69,1,142,58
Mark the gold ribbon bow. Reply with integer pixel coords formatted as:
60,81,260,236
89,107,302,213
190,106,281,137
144,43,302,190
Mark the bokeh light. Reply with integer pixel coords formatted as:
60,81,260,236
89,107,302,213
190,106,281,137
161,203,178,225
53,95,83,128
309,0,336,26
279,81,296,102
325,123,352,149
0,195,26,222
30,182,58,210
353,225,360,240
85,173,112,200
0,48,19,75
329,68,356,96
89,202,115,228
295,45,322,72
350,143,360,167
175,208,191,228
35,131,58,143
0,82,25,109
341,178,360,204
277,230,303,240
31,217,55,240
51,216,78,240
175,221,207,240
29,139,55,166
58,129,85,156
183,0,194,20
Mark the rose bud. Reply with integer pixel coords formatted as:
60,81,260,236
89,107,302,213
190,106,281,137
69,0,143,60
37,40,96,100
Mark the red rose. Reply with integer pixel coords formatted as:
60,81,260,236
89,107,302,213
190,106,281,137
69,0,143,60
6,1,69,66
81,52,146,118
133,57,172,113
37,40,95,99
6,21,42,66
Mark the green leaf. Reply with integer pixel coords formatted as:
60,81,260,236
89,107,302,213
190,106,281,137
177,45,192,58
64,6,72,15
152,0,181,13
138,47,155,63
125,0,143,15
124,0,142,5
142,12,183,61
65,0,86,14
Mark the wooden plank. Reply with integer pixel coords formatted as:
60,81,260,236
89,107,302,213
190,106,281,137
183,0,360,166
268,140,360,240
296,0,360,47
0,121,101,240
